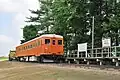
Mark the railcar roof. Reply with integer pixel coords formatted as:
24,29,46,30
16,34,63,47
40,34,63,38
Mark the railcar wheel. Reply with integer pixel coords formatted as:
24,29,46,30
54,57,60,63
37,56,40,63
40,56,44,63
9,58,12,61
28,56,30,62
37,56,44,63
18,57,21,62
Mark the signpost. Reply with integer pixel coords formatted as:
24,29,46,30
102,38,111,47
77,43,87,58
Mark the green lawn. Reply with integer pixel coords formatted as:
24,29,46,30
0,57,8,61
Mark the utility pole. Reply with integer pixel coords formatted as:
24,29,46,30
92,16,94,56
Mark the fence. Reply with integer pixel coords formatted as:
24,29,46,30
67,46,120,58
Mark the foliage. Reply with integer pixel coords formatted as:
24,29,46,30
22,0,120,51
22,25,38,43
26,0,54,33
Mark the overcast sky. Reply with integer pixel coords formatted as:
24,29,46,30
0,0,39,56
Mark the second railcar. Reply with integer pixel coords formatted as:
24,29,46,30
8,50,16,61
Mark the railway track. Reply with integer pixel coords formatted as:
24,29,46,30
46,63,120,71
11,60,120,72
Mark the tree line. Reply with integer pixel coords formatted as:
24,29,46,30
22,0,120,52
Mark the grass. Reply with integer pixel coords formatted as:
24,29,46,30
0,57,8,61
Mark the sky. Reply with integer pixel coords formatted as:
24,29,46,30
0,0,39,56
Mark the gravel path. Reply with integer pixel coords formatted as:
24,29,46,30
0,61,120,80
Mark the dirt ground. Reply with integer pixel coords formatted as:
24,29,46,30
0,61,120,80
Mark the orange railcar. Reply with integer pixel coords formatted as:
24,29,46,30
16,34,64,62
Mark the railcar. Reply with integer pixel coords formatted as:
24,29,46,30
9,50,16,61
16,34,64,62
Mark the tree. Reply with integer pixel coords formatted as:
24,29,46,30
50,0,90,50
104,1,120,46
23,25,38,42
23,0,120,50
26,0,54,33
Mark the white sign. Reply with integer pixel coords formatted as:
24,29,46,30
102,38,111,47
78,43,87,52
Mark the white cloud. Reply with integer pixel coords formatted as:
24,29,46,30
0,35,15,56
0,35,14,43
0,0,39,13
0,0,39,56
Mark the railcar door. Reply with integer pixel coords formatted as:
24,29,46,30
51,38,57,54
44,39,51,54
57,39,63,55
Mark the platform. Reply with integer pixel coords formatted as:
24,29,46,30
66,46,120,66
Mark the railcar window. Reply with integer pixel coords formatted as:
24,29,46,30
19,48,20,51
32,44,34,48
38,41,40,45
58,40,62,45
52,40,55,45
26,46,27,49
30,45,32,48
28,45,30,48
45,39,50,44
33,43,35,47
20,48,21,51
35,42,37,46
